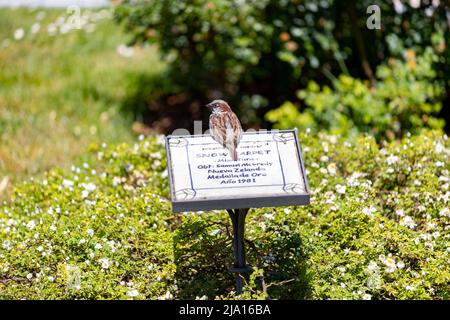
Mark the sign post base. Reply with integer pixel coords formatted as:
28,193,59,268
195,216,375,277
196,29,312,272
227,208,252,294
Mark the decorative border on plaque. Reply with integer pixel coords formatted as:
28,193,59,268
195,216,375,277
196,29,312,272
283,183,306,194
167,130,308,203
174,188,197,200
169,137,189,147
273,132,295,143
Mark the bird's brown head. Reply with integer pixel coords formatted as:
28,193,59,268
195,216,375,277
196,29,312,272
205,99,232,113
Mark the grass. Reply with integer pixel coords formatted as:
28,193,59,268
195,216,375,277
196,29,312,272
0,7,165,198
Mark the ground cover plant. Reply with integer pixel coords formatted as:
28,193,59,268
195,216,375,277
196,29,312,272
0,130,448,299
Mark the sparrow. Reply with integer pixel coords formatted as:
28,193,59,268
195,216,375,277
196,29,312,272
206,99,242,161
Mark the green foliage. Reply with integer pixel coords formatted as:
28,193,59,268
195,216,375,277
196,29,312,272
114,0,450,125
1,131,449,299
266,49,445,140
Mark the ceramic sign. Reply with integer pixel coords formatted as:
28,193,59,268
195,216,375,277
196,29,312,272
165,129,310,212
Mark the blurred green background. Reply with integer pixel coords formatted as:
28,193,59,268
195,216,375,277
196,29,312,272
0,6,164,197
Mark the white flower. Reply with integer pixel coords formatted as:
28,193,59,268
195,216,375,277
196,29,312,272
209,229,220,236
83,182,96,192
94,243,102,250
362,293,372,300
435,142,445,153
158,291,173,300
400,216,416,229
81,190,89,198
79,239,86,245
283,208,291,214
405,285,414,291
99,258,110,269
367,261,378,272
327,163,337,176
436,161,444,167
27,220,36,230
14,28,25,40
116,44,134,58
112,176,122,186
48,276,55,282
439,208,449,217
26,273,33,279
2,240,11,250
31,23,40,34
395,209,404,217
50,225,57,231
127,289,139,297
63,179,74,188
362,206,376,217
380,256,397,273
335,184,346,194
37,246,44,252
386,155,399,165
397,260,405,269
87,229,94,237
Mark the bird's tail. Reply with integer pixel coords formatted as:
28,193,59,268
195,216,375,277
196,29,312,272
230,146,238,161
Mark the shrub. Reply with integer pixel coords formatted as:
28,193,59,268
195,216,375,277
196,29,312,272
266,48,445,140
0,131,449,299
114,0,450,127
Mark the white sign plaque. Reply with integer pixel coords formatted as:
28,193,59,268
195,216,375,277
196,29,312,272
165,129,310,212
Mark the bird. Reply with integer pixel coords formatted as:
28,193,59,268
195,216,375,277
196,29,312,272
205,99,242,161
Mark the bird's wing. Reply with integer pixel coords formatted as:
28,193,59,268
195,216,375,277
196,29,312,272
209,112,242,148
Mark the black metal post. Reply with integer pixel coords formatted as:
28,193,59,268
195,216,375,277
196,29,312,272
227,208,252,294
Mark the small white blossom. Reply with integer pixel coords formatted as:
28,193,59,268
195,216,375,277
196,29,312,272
99,258,110,269
27,220,36,230
127,289,139,297
327,163,337,176
62,179,74,188
400,216,417,229
362,206,376,217
386,155,399,165
362,294,372,300
367,261,378,272
335,184,346,194
439,208,449,217
380,255,397,273
2,240,11,250
31,23,40,34
83,183,96,191
14,28,25,40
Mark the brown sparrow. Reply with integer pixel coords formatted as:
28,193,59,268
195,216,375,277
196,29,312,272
206,100,242,161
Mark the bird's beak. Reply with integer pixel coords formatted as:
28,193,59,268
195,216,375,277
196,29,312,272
205,103,213,109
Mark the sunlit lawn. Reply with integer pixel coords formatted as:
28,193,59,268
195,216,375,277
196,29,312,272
0,7,165,198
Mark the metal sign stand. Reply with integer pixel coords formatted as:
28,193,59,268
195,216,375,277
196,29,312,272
227,208,252,294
